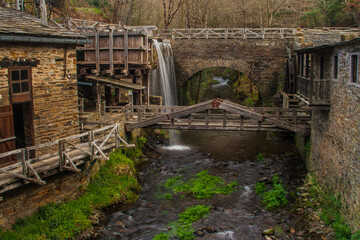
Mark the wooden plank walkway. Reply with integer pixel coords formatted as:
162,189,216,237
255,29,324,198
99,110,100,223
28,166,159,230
0,124,134,197
119,99,311,134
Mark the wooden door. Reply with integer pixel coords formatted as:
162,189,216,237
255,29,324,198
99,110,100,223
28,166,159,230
0,105,16,166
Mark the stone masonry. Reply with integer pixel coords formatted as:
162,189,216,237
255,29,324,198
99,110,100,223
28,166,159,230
0,42,79,148
171,38,291,103
307,41,360,230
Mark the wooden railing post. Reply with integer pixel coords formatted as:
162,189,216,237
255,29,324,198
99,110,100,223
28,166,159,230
223,111,227,127
21,148,27,176
240,115,244,130
59,140,65,171
115,125,119,149
205,110,209,128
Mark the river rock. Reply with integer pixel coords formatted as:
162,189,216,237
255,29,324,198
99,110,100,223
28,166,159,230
196,230,205,236
262,228,275,235
204,226,217,233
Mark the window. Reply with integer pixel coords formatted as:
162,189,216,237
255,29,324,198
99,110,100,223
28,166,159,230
333,55,338,79
351,55,358,83
320,56,325,79
9,67,32,103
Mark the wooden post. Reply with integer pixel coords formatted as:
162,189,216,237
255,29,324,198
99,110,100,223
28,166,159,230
240,115,244,130
115,126,119,149
293,109,297,124
95,31,100,75
188,114,192,127
96,83,101,114
40,0,47,26
309,53,314,103
109,29,114,75
138,106,142,120
205,110,209,128
171,118,175,126
258,120,261,130
124,29,129,73
59,140,65,171
21,148,26,176
223,111,227,127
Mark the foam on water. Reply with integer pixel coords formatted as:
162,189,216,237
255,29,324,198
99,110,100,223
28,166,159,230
161,145,191,151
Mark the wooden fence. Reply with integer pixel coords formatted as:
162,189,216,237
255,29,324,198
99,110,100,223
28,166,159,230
153,28,294,39
0,124,134,195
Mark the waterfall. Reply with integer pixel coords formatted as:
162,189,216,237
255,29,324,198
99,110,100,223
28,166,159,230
152,40,177,106
152,40,178,145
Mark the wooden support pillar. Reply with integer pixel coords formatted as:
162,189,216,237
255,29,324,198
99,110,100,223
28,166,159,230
188,114,192,127
95,31,100,75
96,83,101,113
105,86,111,110
171,118,175,126
137,106,142,120
115,88,120,104
146,72,150,105
240,115,244,130
21,148,26,176
124,29,129,74
109,29,114,76
309,53,315,103
258,120,261,130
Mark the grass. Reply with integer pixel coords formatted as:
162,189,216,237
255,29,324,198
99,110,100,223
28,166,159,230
0,138,146,240
257,153,265,162
255,174,288,211
153,205,210,240
306,175,360,240
160,170,238,199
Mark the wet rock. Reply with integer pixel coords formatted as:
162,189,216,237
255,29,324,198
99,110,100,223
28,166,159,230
262,228,275,235
196,230,205,236
290,228,296,234
203,226,217,233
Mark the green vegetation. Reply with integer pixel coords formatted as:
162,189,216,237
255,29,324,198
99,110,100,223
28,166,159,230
255,174,289,211
306,175,360,240
257,153,265,162
0,138,147,240
160,170,238,199
153,205,210,240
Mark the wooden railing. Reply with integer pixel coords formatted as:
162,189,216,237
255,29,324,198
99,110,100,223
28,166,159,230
296,75,330,105
0,124,134,194
153,28,294,39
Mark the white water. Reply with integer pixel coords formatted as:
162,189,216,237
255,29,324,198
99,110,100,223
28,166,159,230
152,40,177,106
161,145,191,151
212,76,229,88
152,40,180,145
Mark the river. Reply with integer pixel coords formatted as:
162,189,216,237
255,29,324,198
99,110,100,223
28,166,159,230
94,129,312,240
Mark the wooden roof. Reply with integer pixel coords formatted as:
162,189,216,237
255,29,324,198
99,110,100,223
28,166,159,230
0,7,86,40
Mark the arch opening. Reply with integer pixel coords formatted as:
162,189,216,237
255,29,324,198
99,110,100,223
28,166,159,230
179,67,261,106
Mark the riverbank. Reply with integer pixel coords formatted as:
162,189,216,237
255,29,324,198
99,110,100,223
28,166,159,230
0,137,147,240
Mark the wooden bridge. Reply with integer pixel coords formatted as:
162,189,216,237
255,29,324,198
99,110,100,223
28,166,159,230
106,99,311,134
0,124,134,197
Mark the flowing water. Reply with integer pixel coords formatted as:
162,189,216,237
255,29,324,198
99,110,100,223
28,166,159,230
151,40,177,107
95,130,309,240
202,76,237,101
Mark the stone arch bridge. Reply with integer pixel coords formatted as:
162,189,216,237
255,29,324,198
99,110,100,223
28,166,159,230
155,28,294,102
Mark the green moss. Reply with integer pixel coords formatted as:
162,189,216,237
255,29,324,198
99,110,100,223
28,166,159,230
161,170,238,199
0,142,143,240
257,153,265,162
306,174,359,240
255,174,288,211
153,205,209,240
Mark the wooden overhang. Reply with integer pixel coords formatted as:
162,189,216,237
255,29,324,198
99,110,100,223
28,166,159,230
85,75,146,91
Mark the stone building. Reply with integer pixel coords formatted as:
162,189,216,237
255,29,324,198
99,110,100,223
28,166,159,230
294,39,360,230
0,7,88,166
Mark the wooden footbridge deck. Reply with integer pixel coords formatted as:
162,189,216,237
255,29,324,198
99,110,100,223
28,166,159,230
0,124,134,198
107,99,311,134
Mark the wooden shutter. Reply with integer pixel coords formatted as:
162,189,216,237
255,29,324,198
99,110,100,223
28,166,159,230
0,105,16,166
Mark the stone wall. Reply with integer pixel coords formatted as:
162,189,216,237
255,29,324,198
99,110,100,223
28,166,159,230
171,38,291,103
0,170,83,227
308,42,360,230
0,42,79,150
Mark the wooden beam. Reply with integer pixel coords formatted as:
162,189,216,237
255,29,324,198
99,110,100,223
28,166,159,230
109,29,114,75
95,31,100,75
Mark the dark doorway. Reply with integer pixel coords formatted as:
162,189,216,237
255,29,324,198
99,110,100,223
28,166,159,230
12,102,34,149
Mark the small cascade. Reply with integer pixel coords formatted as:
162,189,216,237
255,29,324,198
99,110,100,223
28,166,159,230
152,40,182,145
151,39,177,106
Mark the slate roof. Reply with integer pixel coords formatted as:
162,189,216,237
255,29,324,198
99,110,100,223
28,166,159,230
0,6,86,40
